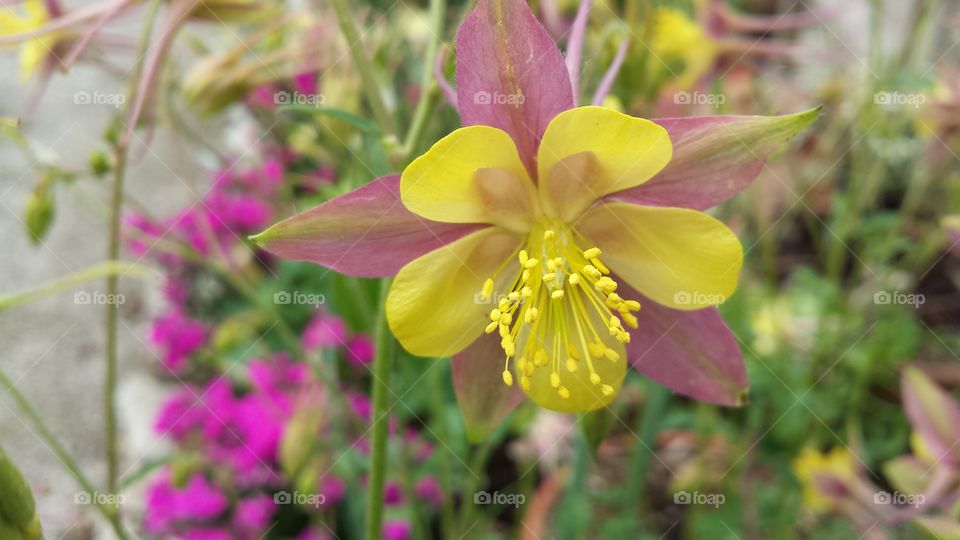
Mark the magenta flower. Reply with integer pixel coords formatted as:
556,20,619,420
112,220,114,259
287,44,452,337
145,473,228,533
302,313,347,352
149,309,207,373
254,0,816,432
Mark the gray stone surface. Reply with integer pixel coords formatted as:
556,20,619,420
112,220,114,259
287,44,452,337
0,53,195,538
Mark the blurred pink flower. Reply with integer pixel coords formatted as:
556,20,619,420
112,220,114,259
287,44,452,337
145,473,228,533
302,313,347,352
383,520,412,540
149,309,207,373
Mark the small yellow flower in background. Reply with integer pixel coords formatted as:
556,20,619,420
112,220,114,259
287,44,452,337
792,447,856,512
0,0,53,80
649,7,716,89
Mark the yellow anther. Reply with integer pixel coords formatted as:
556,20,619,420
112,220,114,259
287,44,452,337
522,269,530,283
543,272,557,282
519,250,529,265
524,307,539,324
502,370,514,386
543,229,555,240
550,372,561,388
606,293,623,308
604,348,620,362
498,298,510,311
485,321,498,334
489,309,501,321
568,274,580,286
622,312,638,329
524,258,539,269
507,291,520,302
481,278,494,300
609,316,623,330
567,344,581,360
601,384,614,396
566,359,578,372
500,312,513,325
596,277,617,293
583,247,601,259
615,332,631,344
594,259,610,274
502,337,516,357
553,257,564,268
623,300,641,311
534,350,548,366
558,386,571,399
582,265,602,279
588,342,606,358
521,286,532,297
521,376,531,391
551,290,565,300
523,360,535,376
546,259,557,272
589,372,602,385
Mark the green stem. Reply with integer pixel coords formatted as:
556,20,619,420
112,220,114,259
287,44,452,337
0,369,129,540
329,0,396,137
401,0,445,162
623,383,670,521
427,365,456,539
103,0,163,506
365,278,395,540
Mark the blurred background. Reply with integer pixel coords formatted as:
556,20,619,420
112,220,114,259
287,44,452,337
1,0,959,539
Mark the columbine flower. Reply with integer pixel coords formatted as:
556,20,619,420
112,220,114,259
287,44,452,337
0,0,55,80
254,0,816,427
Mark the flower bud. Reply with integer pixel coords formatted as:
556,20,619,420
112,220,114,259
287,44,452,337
24,187,53,245
0,448,41,539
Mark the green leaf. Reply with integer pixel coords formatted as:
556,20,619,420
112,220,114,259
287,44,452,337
580,408,615,457
279,105,380,133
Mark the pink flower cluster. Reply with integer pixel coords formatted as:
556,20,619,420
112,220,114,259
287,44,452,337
302,312,375,367
146,356,341,539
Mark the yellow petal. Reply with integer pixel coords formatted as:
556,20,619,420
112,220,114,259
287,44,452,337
401,126,536,232
517,304,626,413
537,106,672,220
386,228,522,357
577,202,742,310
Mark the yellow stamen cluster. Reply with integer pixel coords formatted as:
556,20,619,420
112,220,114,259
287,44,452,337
480,224,641,402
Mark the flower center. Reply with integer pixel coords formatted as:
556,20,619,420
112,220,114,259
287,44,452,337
478,222,641,401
